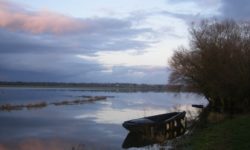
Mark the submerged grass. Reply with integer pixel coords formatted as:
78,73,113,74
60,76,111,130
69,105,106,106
181,114,250,150
51,96,107,106
0,96,109,111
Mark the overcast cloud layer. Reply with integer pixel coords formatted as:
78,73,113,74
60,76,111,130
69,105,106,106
0,0,249,83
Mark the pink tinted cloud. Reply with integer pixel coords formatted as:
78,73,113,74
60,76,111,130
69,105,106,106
0,0,86,34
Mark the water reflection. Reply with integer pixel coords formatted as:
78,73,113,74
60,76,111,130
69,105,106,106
0,96,109,112
75,104,200,125
75,107,169,124
0,138,119,150
0,138,76,150
0,88,207,150
122,125,186,149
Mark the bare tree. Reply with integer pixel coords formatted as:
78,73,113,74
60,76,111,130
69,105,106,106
169,19,250,113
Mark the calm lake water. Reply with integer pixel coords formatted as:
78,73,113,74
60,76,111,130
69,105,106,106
0,87,207,150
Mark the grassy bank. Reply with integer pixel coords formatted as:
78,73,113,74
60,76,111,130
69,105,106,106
182,114,250,150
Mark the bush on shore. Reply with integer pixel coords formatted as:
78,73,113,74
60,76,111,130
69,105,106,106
169,19,250,114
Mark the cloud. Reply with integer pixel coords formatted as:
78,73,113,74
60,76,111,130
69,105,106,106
0,28,152,55
220,0,250,20
159,10,202,24
0,0,170,83
0,0,154,37
0,0,156,58
0,0,154,54
0,1,85,34
78,65,170,84
0,52,104,81
163,0,222,24
0,48,169,83
0,56,169,83
166,0,221,8
0,29,59,54
166,0,250,21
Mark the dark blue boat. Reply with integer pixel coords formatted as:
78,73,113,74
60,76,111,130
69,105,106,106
122,111,186,133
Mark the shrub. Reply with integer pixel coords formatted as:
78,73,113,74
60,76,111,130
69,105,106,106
169,19,250,113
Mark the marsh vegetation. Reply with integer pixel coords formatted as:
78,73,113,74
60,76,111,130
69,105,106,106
0,96,109,111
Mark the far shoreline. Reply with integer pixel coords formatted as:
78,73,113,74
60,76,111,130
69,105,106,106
0,81,196,92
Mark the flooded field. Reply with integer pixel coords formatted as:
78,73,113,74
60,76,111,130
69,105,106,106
0,87,207,150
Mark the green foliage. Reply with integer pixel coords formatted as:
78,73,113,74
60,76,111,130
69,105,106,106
169,19,250,113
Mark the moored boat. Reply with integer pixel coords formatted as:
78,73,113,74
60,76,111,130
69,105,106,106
122,111,186,133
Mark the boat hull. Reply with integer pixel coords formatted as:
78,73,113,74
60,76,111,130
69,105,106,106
122,111,186,133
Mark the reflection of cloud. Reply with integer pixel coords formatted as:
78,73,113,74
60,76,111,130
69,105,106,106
74,92,208,124
0,144,7,150
75,107,168,124
0,138,75,150
75,104,203,124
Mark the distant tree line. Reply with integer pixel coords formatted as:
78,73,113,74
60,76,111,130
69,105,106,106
0,81,183,92
169,19,250,114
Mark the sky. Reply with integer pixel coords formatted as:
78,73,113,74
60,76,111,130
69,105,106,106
0,0,249,84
